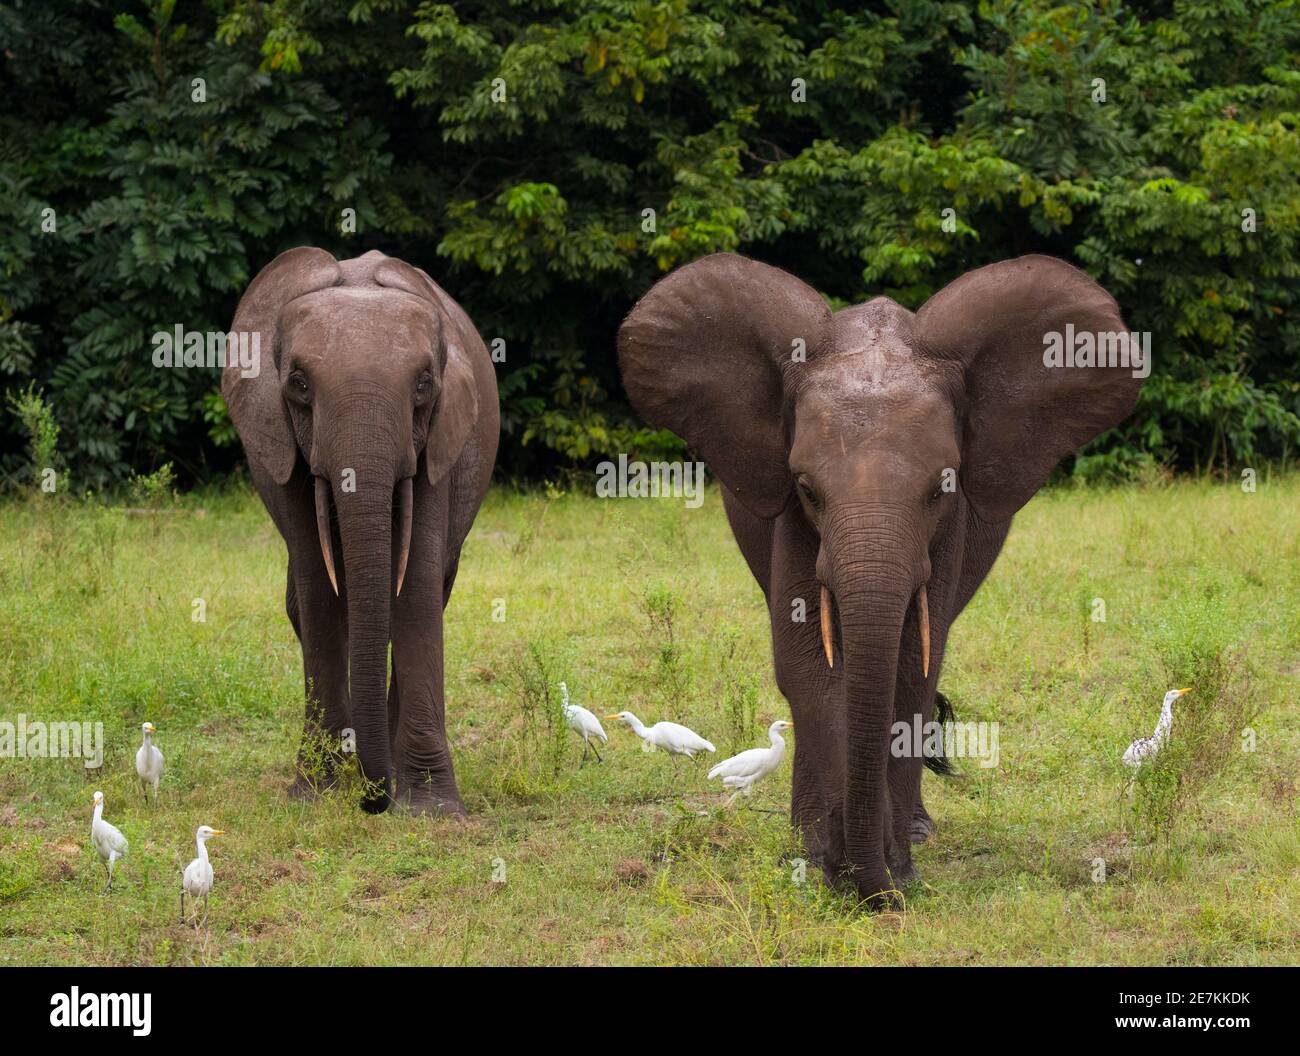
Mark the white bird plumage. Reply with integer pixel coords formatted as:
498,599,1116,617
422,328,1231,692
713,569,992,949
560,681,607,764
708,720,793,804
181,824,225,926
135,721,164,803
1123,688,1190,768
90,791,128,892
605,711,715,758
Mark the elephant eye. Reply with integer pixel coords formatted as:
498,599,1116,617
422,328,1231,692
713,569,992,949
288,370,309,397
415,371,434,400
796,475,819,509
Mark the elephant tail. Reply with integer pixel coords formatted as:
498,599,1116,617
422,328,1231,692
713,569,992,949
923,691,959,777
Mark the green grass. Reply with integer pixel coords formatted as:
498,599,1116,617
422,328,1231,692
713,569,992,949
1,475,1297,965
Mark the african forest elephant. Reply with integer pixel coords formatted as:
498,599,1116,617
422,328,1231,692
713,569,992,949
223,248,498,815
618,253,1142,904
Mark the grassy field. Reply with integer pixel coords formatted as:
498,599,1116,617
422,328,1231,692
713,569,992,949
1,475,1297,966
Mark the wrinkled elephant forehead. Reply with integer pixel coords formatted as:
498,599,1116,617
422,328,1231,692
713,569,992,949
281,286,440,359
799,342,941,408
792,381,960,465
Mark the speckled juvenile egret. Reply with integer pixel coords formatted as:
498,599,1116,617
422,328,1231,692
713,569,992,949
1123,688,1190,768
181,825,226,925
135,721,164,803
708,720,793,805
560,681,607,764
604,711,715,760
89,791,127,892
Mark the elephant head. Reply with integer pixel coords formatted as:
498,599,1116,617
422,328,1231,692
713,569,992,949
222,247,479,809
618,253,1142,898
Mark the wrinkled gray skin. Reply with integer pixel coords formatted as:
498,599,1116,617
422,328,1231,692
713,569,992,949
619,253,1141,905
223,248,498,815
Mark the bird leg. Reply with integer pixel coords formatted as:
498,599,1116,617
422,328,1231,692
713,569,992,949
589,738,603,764
579,740,589,767
180,890,185,924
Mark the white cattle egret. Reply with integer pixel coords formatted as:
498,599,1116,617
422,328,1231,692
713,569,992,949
560,681,607,764
181,825,226,926
89,791,128,892
1123,688,1190,768
135,721,164,803
605,711,715,759
708,720,793,805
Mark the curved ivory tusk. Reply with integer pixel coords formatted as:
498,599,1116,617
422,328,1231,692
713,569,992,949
918,583,930,680
314,476,338,595
820,585,834,668
395,477,413,597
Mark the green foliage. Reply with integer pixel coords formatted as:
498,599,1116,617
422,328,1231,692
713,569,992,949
3,0,1298,486
719,626,760,753
6,382,61,488
501,640,571,792
128,460,177,509
639,581,689,709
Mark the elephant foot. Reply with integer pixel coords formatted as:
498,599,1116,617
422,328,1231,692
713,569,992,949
910,801,936,844
849,871,903,911
819,858,899,911
289,742,347,801
889,858,921,887
394,780,467,819
287,772,337,801
886,839,920,889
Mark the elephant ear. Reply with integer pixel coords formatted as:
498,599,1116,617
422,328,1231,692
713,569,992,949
914,255,1143,524
373,258,480,487
224,247,342,485
618,253,832,519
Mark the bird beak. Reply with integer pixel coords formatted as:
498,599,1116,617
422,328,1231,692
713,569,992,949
603,714,620,720
211,830,226,836
1176,688,1191,696
145,723,154,731
785,722,794,729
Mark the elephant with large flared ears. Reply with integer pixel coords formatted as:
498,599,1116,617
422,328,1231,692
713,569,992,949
223,248,498,815
618,253,1142,904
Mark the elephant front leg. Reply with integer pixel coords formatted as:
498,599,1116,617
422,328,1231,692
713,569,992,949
389,606,464,816
885,523,963,882
884,632,935,886
770,576,845,880
388,477,466,818
286,563,351,798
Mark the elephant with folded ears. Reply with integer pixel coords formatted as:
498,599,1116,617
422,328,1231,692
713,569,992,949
618,253,1142,905
223,248,498,815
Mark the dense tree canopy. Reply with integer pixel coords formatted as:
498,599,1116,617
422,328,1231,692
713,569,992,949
2,0,1297,488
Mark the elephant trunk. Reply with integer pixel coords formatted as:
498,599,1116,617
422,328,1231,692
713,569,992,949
821,508,925,905
331,462,396,813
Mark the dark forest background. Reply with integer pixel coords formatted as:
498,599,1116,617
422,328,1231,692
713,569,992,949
2,0,1297,490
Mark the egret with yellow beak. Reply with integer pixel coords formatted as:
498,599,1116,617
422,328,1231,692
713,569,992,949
181,825,226,926
135,721,164,803
1123,688,1190,768
708,720,793,805
605,711,715,760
